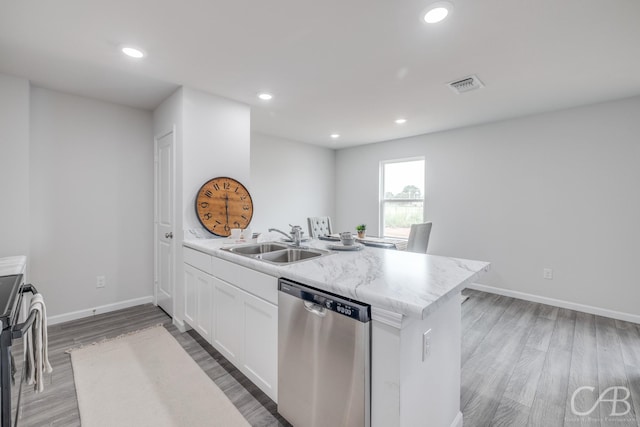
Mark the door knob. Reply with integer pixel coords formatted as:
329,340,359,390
165,232,173,239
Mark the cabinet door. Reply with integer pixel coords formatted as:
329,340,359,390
212,277,243,364
242,291,278,402
196,272,213,342
183,264,197,328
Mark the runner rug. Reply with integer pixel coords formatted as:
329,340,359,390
68,325,250,427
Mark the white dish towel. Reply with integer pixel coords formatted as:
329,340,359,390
24,293,53,392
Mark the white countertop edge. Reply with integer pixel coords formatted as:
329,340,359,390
418,268,487,319
183,239,490,319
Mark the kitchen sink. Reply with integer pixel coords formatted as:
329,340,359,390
223,243,331,265
229,242,289,255
258,249,322,263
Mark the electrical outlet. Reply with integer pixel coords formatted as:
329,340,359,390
543,268,553,280
96,275,106,288
422,329,432,361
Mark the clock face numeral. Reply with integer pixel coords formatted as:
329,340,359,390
241,214,248,221
242,205,250,211
204,190,213,198
233,221,241,228
203,213,212,220
234,186,239,193
213,183,220,191
223,224,230,232
200,202,209,208
223,182,231,190
240,195,247,201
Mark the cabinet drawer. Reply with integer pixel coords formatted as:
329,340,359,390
212,257,278,304
183,247,213,274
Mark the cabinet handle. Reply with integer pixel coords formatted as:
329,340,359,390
165,232,173,239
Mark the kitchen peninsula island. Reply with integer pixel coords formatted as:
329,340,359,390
182,238,490,427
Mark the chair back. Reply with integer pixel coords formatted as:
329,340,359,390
406,222,432,253
307,216,333,237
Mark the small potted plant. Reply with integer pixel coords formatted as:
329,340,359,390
356,224,366,239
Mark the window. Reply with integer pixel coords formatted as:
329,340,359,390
380,158,425,239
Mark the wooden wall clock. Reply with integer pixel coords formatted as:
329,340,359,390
195,177,253,237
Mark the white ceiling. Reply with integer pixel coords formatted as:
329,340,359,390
1,0,639,148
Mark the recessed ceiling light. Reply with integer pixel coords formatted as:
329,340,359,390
395,118,407,124
330,134,340,139
121,46,145,58
257,93,273,101
423,2,453,24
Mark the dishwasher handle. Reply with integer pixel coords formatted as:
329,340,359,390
303,301,327,317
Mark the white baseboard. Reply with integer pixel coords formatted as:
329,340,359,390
467,283,640,324
48,296,155,325
450,411,463,427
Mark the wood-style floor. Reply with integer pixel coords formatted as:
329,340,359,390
461,289,640,427
12,290,640,426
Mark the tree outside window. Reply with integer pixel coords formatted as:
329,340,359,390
380,159,425,238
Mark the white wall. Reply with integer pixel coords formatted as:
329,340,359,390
29,87,154,316
153,87,251,237
182,88,251,235
250,133,336,234
336,95,640,317
0,73,30,258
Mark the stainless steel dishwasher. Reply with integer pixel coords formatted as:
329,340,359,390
278,278,371,427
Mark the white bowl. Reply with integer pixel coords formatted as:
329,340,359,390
341,238,356,246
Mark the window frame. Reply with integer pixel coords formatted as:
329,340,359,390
379,156,426,238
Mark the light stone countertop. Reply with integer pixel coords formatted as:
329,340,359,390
0,255,27,277
183,238,490,319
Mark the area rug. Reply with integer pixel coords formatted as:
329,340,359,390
68,325,250,427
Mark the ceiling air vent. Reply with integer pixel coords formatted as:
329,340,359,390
448,75,484,94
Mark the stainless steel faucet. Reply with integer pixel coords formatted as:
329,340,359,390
289,225,303,247
268,225,303,247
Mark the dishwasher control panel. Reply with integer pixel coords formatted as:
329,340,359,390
319,297,361,320
279,278,371,323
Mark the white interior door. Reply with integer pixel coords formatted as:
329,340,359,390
155,130,175,316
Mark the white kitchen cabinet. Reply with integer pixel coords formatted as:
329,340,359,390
183,246,279,402
241,289,278,400
212,277,243,364
183,263,197,326
212,275,278,401
196,271,213,341
183,263,213,342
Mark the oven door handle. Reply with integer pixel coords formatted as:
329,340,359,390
11,284,40,339
20,283,38,295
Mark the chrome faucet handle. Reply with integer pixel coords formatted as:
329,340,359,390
289,225,303,246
